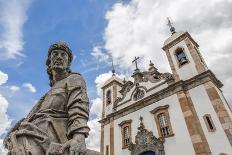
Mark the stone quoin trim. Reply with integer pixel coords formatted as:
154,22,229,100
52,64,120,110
177,91,211,154
184,37,207,74
110,118,114,155
204,81,232,146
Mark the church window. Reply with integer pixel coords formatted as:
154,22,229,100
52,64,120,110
150,105,174,138
175,48,188,66
203,114,216,132
158,113,170,137
106,90,112,105
118,120,132,149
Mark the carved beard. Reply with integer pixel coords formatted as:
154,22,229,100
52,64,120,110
51,59,68,73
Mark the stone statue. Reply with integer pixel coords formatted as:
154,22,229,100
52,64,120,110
4,41,99,155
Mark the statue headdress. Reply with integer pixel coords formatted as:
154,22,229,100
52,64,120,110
46,41,73,86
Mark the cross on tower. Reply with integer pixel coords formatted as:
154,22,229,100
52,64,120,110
167,17,176,34
132,56,140,71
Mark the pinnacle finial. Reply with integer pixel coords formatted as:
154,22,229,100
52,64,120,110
149,60,154,66
112,60,115,76
167,17,176,34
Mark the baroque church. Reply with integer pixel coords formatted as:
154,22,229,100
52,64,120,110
99,20,232,155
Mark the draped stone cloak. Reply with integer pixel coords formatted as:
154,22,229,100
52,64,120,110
4,73,90,155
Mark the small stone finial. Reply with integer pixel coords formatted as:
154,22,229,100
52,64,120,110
149,60,154,67
132,56,140,72
112,60,115,76
139,116,143,122
148,60,158,72
138,116,145,132
167,17,176,34
123,77,126,83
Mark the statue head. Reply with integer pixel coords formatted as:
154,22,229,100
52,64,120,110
46,41,73,86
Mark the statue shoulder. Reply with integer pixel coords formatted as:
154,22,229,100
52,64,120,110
66,72,86,90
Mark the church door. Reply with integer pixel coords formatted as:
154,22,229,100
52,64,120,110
140,151,156,155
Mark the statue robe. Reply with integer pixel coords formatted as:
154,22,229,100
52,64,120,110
4,73,90,155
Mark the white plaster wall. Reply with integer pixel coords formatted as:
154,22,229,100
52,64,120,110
103,124,110,155
169,40,198,80
189,85,232,154
113,94,195,155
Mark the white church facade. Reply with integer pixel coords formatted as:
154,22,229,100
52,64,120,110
99,22,232,155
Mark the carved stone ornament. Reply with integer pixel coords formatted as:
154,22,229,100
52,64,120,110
133,89,145,101
129,117,165,155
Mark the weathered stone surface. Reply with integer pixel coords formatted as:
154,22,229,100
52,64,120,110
4,41,99,155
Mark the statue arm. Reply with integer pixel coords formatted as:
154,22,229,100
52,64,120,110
66,74,90,140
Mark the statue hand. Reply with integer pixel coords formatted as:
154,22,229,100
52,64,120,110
62,139,86,155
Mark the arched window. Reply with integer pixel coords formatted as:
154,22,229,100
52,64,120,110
175,48,188,66
118,120,132,149
106,90,111,105
123,126,130,146
203,114,216,132
158,113,170,137
150,105,174,138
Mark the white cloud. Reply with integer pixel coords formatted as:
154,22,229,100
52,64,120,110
0,0,31,59
100,0,232,105
0,71,11,154
0,71,8,85
86,118,100,151
90,98,102,118
22,83,36,93
0,95,11,135
9,85,20,93
91,46,110,63
0,139,7,155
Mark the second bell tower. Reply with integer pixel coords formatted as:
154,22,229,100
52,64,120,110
162,19,208,82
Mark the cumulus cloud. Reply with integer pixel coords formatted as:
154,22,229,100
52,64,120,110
90,98,102,118
0,71,11,154
91,46,110,63
0,0,31,59
0,139,7,155
86,118,100,151
97,0,232,105
22,83,36,93
9,85,20,93
0,71,8,85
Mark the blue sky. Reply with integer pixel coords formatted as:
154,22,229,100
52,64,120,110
1,0,232,152
1,0,116,121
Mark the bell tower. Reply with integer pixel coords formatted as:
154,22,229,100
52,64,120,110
162,18,208,81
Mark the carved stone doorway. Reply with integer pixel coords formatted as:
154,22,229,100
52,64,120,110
140,151,156,155
128,117,165,155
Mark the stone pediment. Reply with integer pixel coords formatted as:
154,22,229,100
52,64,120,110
114,71,173,107
129,117,165,155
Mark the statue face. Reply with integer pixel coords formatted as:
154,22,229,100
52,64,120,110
50,49,69,72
